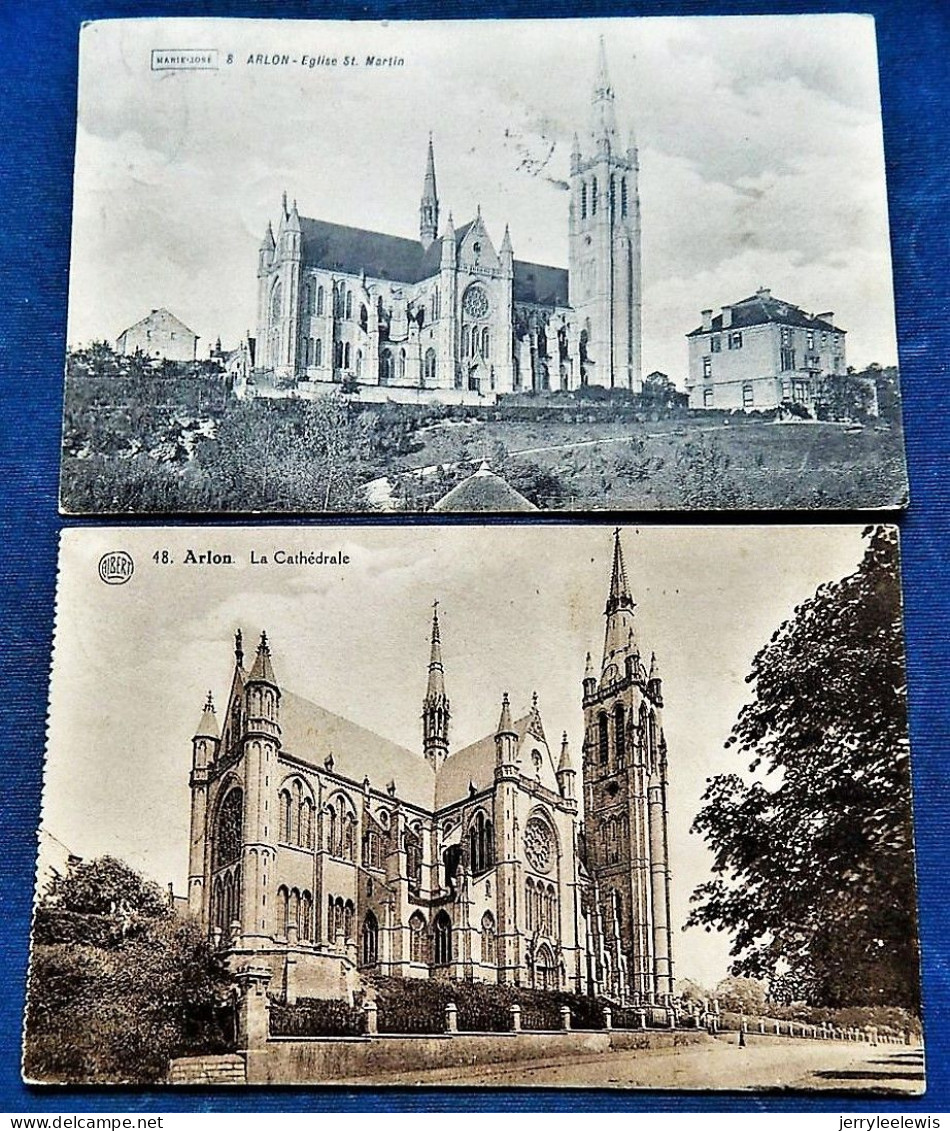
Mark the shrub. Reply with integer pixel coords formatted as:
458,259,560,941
270,998,363,1038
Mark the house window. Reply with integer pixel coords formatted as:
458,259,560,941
742,383,754,408
781,348,796,372
792,380,810,403
728,331,743,350
806,330,815,351
702,387,714,408
702,356,712,379
710,335,721,353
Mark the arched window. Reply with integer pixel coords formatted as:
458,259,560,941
314,338,322,367
361,911,379,966
334,340,344,370
299,797,314,849
581,181,587,220
409,911,427,963
461,329,469,360
534,942,557,991
343,342,351,370
380,349,393,385
270,281,282,323
333,285,344,319
277,885,290,935
359,304,368,332
397,348,406,382
279,790,292,843
430,288,441,321
599,712,610,764
288,888,300,934
481,327,490,360
591,177,599,216
343,290,352,320
481,912,496,965
325,805,336,854
305,281,315,315
344,815,356,861
300,891,313,941
525,877,535,931
355,349,363,378
469,810,494,875
406,830,422,889
214,789,243,869
648,711,658,762
344,899,355,941
423,348,436,387
301,338,310,367
433,910,452,966
316,285,325,315
614,703,626,765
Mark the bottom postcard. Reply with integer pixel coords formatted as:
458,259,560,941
25,524,922,1091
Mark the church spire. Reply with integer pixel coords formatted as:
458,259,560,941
423,602,450,771
420,133,440,251
590,35,619,151
603,529,638,667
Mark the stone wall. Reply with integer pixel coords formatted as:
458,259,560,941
242,1028,710,1085
167,1055,247,1085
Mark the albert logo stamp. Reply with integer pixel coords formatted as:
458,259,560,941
98,550,134,585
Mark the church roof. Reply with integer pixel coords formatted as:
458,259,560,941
431,463,537,513
435,711,535,809
298,216,569,310
300,217,443,283
686,292,846,337
117,308,199,341
513,260,569,308
279,689,435,810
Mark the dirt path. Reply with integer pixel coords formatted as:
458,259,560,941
346,1039,924,1094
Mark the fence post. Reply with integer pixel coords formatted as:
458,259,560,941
640,1011,648,1031
759,1020,765,1035
363,1000,378,1036
560,1005,572,1031
603,1007,612,1031
445,1001,458,1034
510,1003,522,1033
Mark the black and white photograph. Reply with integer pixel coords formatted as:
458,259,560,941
25,524,921,1089
61,16,907,514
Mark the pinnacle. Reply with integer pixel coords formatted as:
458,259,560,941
496,691,515,737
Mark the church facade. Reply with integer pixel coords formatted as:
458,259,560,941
187,533,672,1004
253,42,642,402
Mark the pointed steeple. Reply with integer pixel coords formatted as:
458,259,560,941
603,529,639,668
420,134,440,251
496,691,516,738
193,691,220,740
260,221,275,251
247,630,277,686
423,602,450,771
558,731,573,773
590,35,619,150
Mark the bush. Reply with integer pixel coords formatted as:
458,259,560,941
270,997,363,1038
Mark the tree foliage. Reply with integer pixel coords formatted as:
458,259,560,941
25,856,232,1083
686,527,919,1011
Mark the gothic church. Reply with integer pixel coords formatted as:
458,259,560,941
187,533,673,1004
254,41,642,401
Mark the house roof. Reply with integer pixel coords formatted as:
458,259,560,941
686,293,846,337
118,308,199,340
279,689,435,810
431,463,538,513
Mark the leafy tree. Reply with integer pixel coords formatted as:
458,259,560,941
43,854,169,919
686,527,918,1011
714,975,768,1015
672,433,740,508
25,856,232,1083
674,977,712,1004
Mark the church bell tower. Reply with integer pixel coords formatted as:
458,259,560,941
568,39,642,392
582,531,672,1003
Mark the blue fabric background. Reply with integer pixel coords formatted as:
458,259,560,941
1,0,947,1113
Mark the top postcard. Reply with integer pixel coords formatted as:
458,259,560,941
60,16,909,515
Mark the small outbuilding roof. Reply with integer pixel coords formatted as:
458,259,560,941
431,463,537,513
